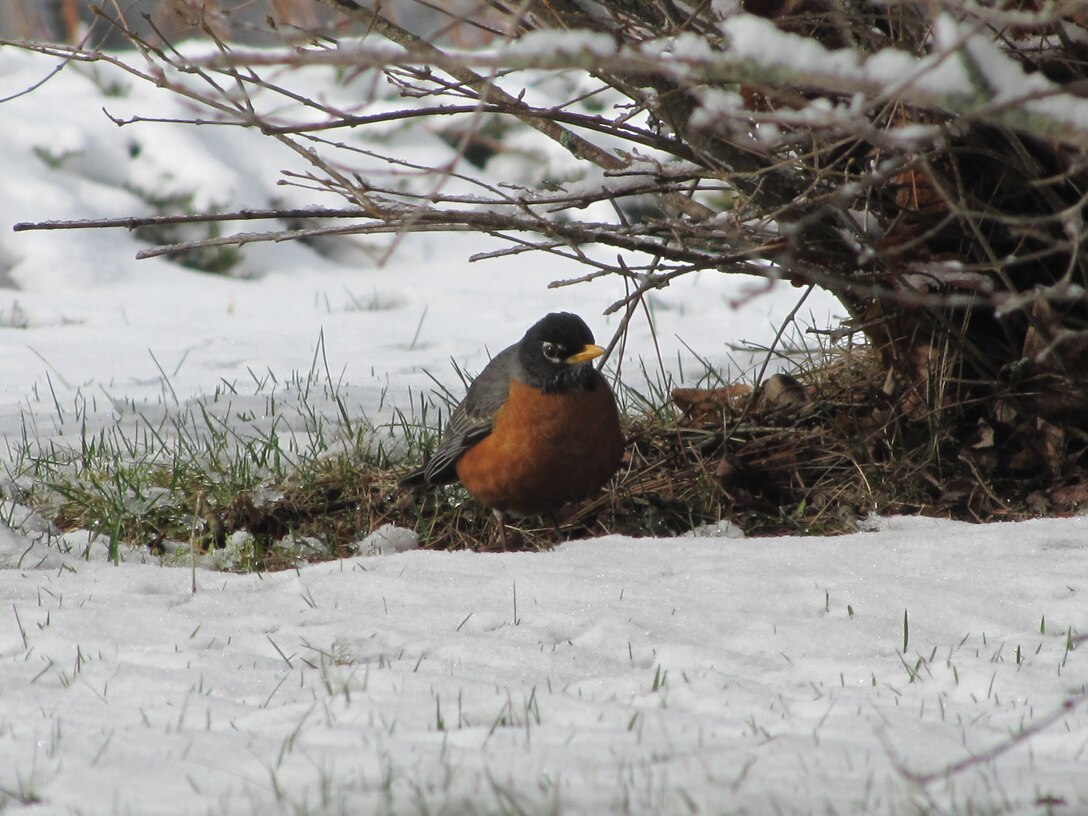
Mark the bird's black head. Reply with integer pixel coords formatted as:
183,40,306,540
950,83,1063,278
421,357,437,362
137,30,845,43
518,312,605,392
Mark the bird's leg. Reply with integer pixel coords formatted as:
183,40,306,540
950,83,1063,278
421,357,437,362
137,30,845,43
548,512,563,542
493,510,509,550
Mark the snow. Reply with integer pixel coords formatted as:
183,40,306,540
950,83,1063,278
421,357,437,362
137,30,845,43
2,517,1086,814
0,43,1085,816
712,13,1088,145
505,29,619,61
717,14,975,104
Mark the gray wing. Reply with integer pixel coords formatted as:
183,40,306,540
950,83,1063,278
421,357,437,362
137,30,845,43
417,346,518,485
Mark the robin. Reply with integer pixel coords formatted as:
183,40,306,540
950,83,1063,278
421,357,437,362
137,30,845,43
401,312,625,546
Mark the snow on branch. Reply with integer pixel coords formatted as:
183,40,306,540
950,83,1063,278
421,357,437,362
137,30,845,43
7,0,1088,386
187,13,1088,149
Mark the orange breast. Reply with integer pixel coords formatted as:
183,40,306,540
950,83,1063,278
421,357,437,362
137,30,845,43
455,377,624,516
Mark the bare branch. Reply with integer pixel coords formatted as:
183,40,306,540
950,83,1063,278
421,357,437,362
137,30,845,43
6,0,1088,427
13,208,368,233
185,25,1088,149
897,693,1088,787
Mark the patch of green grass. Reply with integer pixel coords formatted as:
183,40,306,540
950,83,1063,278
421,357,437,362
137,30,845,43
125,189,243,276
0,329,815,564
4,326,1067,570
73,62,131,98
33,146,82,170
2,333,443,569
0,301,29,329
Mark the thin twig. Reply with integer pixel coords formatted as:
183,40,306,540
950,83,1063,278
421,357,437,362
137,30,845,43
14,208,367,232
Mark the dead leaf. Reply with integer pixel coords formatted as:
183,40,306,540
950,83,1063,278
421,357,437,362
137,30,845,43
1049,481,1088,509
673,385,752,424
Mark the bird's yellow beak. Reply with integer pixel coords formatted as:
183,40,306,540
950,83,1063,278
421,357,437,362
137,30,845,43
565,344,606,364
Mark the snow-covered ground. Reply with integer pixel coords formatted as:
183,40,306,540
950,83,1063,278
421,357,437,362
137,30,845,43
0,44,1085,815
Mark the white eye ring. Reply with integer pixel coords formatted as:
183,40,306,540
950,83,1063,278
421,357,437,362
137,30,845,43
541,341,563,362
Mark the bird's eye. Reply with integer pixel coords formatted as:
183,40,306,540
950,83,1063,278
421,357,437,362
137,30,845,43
541,341,563,362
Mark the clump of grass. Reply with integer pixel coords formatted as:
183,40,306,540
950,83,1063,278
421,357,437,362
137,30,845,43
1,334,425,568
33,146,83,170
3,332,1078,570
0,301,29,329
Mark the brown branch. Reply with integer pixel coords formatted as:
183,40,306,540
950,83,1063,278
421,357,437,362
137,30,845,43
897,693,1087,786
13,208,368,233
186,31,1088,149
313,0,626,170
125,205,767,270
311,0,714,222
